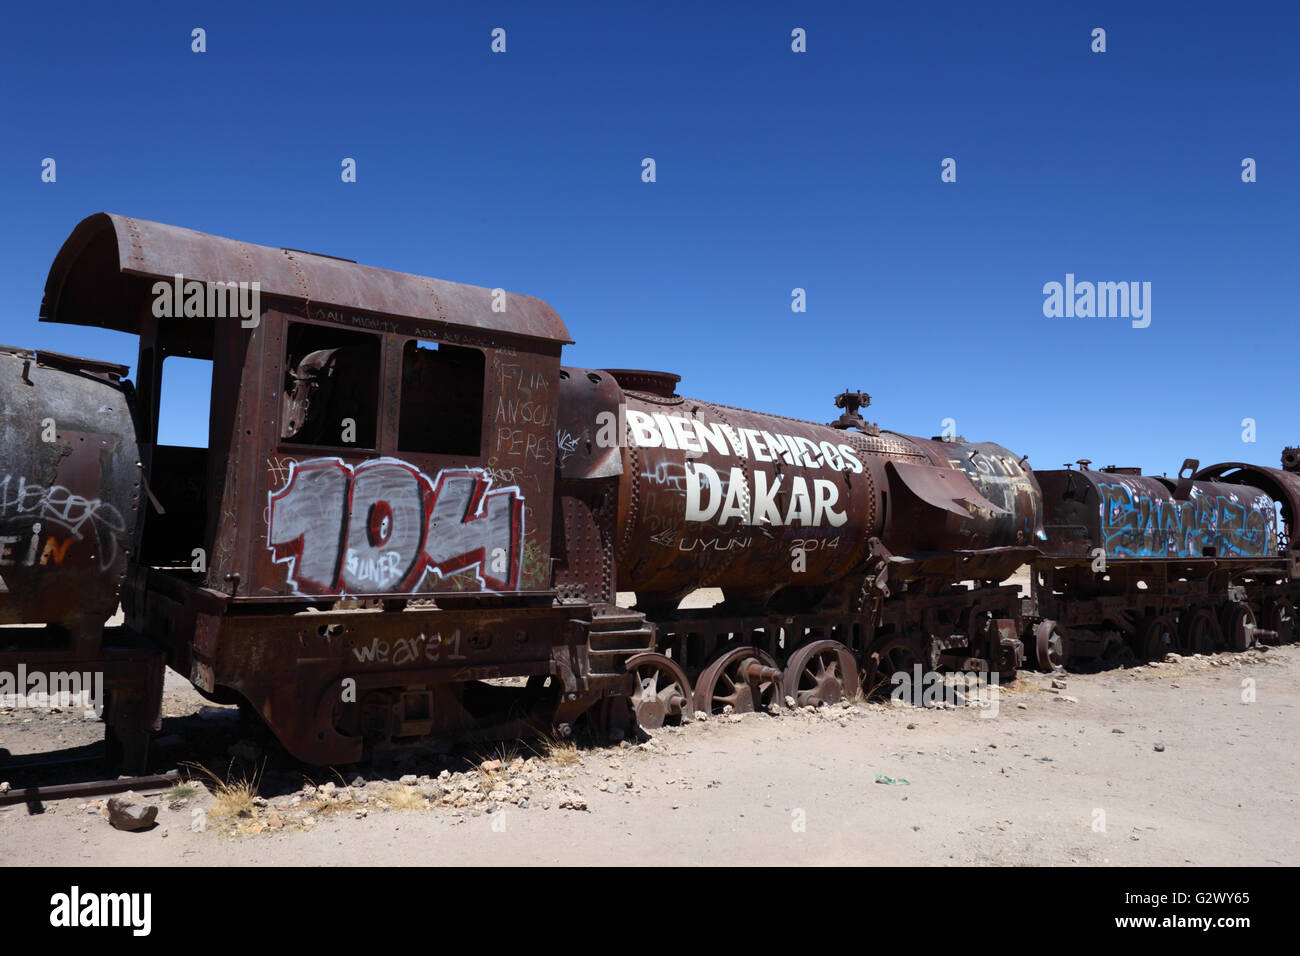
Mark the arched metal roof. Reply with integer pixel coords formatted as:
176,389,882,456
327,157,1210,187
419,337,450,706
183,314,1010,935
40,213,572,344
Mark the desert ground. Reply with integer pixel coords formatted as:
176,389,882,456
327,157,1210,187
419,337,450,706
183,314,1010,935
3,624,1296,866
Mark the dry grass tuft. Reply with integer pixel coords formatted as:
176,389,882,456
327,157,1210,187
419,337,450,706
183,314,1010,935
185,760,263,822
381,784,428,811
536,733,581,767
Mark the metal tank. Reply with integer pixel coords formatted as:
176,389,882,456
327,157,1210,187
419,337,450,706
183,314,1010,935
609,371,883,607
590,371,1042,609
0,346,142,627
882,435,1043,555
1039,465,1278,560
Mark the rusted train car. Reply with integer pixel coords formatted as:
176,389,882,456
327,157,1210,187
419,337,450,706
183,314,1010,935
2,213,1297,769
8,213,652,766
1028,457,1298,667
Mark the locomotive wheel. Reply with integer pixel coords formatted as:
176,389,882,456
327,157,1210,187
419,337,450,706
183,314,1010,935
625,653,694,729
694,646,782,715
1266,597,1296,644
1142,614,1179,661
1222,604,1257,652
863,635,926,700
782,640,859,708
1182,608,1223,655
1034,621,1065,671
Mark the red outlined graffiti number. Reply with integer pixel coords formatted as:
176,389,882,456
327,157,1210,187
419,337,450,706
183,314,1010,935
268,457,524,595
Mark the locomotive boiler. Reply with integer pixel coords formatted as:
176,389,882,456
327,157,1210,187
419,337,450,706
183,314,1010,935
600,374,1043,612
554,368,1045,723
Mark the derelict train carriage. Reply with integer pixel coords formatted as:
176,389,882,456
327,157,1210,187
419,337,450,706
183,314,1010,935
19,212,649,767
2,212,1298,771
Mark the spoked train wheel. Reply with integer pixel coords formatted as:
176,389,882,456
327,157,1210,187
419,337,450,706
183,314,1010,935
626,653,694,729
782,640,859,708
1142,614,1178,661
694,646,782,715
863,635,926,701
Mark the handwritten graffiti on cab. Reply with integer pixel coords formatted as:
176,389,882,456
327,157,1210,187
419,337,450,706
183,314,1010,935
267,457,524,596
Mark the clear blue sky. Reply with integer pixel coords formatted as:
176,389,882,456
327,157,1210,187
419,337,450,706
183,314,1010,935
2,1,1295,475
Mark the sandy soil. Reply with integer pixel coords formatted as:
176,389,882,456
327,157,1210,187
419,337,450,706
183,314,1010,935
3,643,1296,867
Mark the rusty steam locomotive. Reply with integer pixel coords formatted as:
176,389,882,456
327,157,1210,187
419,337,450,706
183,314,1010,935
2,214,1296,769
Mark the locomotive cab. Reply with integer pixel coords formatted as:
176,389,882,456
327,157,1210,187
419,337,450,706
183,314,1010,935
37,213,637,764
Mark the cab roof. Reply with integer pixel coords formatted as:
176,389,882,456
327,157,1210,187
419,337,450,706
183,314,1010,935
40,213,572,345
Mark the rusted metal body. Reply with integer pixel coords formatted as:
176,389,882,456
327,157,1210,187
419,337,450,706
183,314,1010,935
885,436,1041,555
33,213,641,765
1193,458,1300,576
0,347,141,626
553,370,1041,710
1040,466,1278,561
1029,460,1297,666
0,348,163,768
573,371,1042,608
605,370,885,612
9,211,1300,771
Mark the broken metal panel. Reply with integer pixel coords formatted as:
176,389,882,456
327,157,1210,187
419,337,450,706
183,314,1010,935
886,460,1010,519
898,435,1044,550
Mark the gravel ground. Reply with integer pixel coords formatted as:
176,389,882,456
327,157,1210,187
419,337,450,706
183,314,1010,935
3,642,1296,866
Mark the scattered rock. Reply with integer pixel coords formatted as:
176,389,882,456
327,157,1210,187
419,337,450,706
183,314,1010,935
1154,742,1165,752
398,774,418,786
106,796,158,832
1051,678,1067,690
